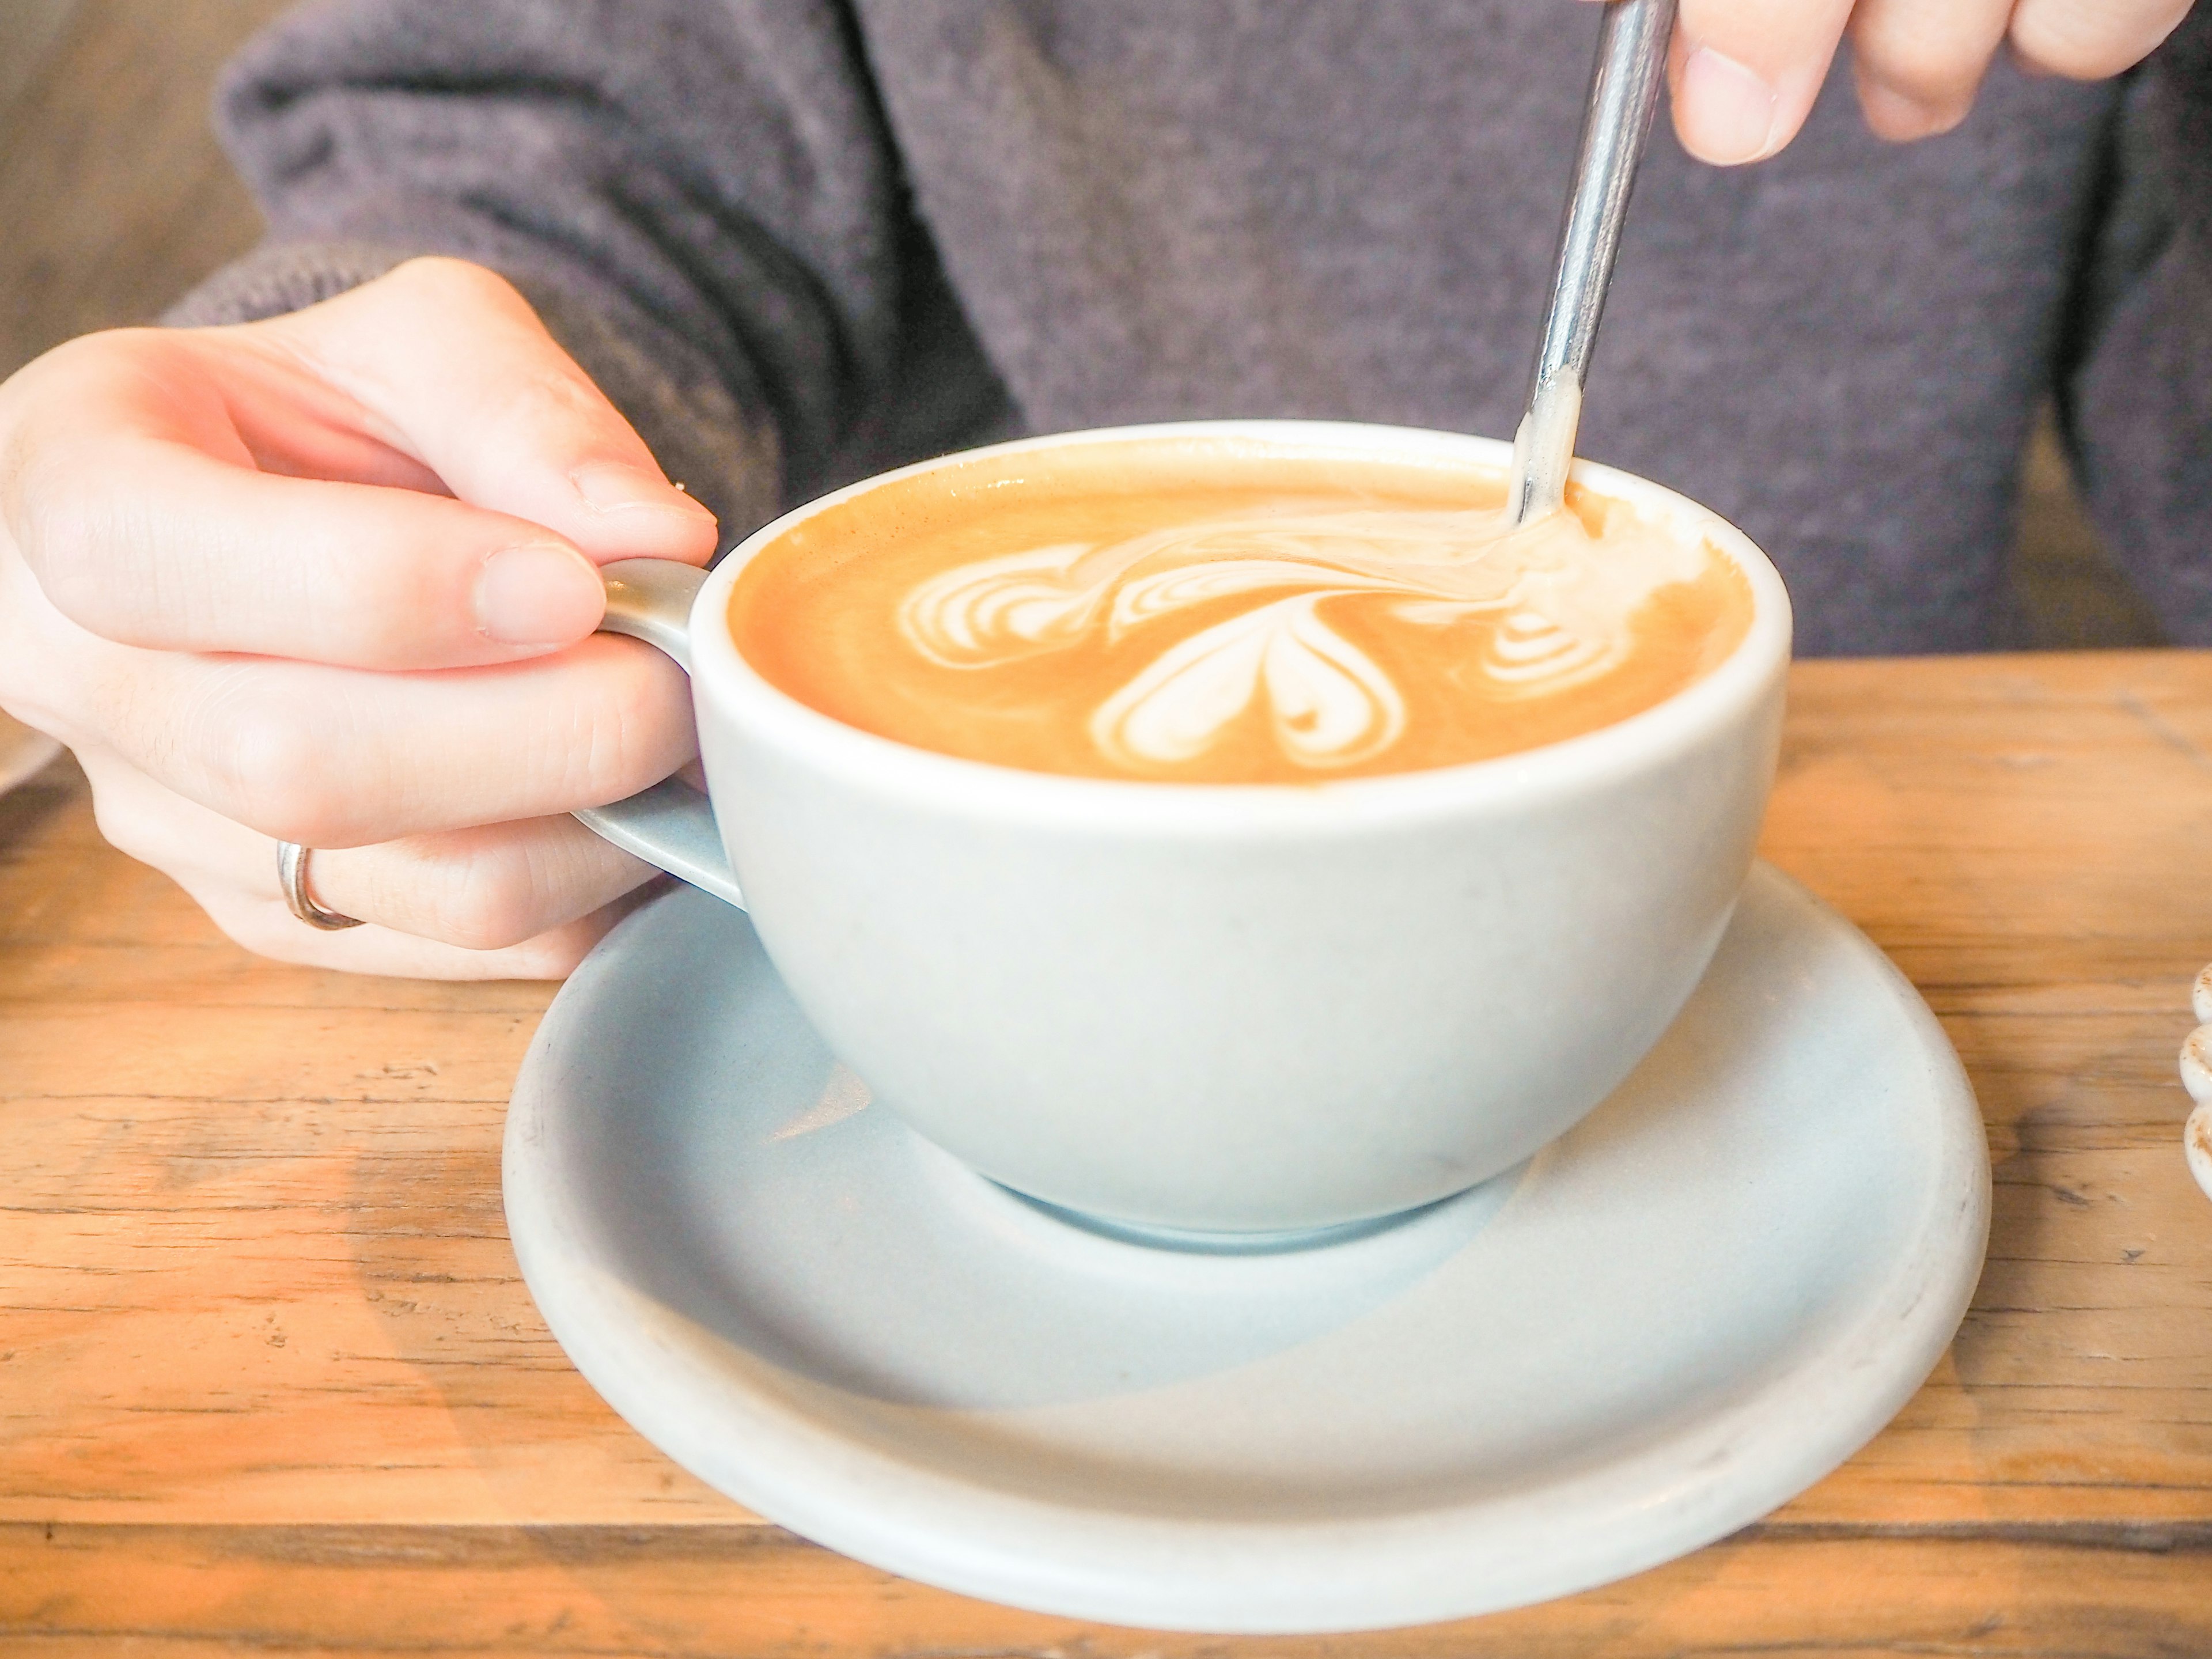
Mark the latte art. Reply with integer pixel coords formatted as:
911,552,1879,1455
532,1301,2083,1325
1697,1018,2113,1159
897,506,1701,771
1094,592,1404,768
728,440,1753,785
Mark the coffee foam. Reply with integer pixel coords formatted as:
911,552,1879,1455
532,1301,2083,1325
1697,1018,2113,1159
728,440,1752,785
897,504,1705,772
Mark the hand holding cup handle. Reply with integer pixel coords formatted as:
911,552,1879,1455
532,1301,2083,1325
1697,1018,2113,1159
0,258,719,980
2178,968,2212,1205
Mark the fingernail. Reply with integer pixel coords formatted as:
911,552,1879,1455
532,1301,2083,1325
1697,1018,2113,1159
476,542,605,646
570,460,717,522
1679,44,1781,165
1858,78,1959,141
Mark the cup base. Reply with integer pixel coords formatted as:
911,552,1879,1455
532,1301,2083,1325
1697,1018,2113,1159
999,1184,1467,1255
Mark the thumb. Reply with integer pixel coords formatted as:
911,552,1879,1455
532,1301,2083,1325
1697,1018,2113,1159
258,256,722,569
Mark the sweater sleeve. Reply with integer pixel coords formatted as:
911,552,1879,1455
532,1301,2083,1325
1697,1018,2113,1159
166,0,1012,538
2063,5,2212,641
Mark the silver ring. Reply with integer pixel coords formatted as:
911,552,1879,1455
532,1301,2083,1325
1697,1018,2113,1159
276,840,363,930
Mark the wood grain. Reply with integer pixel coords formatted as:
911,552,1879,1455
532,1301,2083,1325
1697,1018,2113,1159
5,1525,2211,1657
3,652,2212,1652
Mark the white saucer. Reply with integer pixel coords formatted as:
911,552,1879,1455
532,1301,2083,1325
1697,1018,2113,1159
505,863,1988,1633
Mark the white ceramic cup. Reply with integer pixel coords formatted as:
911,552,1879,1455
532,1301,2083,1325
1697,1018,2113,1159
577,421,1792,1235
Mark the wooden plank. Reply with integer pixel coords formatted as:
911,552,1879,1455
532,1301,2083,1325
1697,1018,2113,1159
2,1076,2203,1527
1757,653,2212,1529
3,1523,2209,1657
1766,653,2212,984
0,760,723,1524
0,1086,733,1526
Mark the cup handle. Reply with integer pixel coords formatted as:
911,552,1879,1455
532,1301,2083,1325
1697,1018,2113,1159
570,558,746,910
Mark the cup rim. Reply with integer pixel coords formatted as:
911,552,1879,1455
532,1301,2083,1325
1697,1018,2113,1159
686,419,1792,834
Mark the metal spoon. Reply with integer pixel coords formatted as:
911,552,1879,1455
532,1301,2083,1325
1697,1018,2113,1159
1508,0,1678,526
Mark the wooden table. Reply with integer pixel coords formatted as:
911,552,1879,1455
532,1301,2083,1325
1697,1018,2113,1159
3,652,2209,1656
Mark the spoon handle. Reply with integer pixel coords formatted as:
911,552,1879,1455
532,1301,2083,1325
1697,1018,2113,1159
1509,0,1678,525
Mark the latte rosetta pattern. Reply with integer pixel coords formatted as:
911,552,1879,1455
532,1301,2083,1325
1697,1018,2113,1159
899,509,1705,770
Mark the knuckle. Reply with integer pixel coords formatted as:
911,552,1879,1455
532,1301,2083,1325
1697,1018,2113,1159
12,483,105,618
484,362,608,445
380,255,526,314
8,326,156,407
2,331,190,631
204,697,349,847
414,840,551,953
570,641,694,802
5,327,168,446
316,831,570,956
2,382,91,541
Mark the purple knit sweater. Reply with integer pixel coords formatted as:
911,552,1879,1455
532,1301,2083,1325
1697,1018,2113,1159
172,1,2212,656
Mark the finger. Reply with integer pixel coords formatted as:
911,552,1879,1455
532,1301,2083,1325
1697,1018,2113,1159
3,328,613,668
2,547,694,847
1849,0,2014,141
80,741,665,976
130,637,695,849
2009,0,2192,80
253,257,722,569
211,881,652,980
1669,0,1857,165
307,815,661,952
9,588,687,859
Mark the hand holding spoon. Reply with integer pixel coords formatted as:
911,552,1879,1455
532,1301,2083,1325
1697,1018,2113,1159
1508,0,1679,526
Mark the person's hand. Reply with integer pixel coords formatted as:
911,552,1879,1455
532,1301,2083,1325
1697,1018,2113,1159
0,257,722,978
1605,0,2196,165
